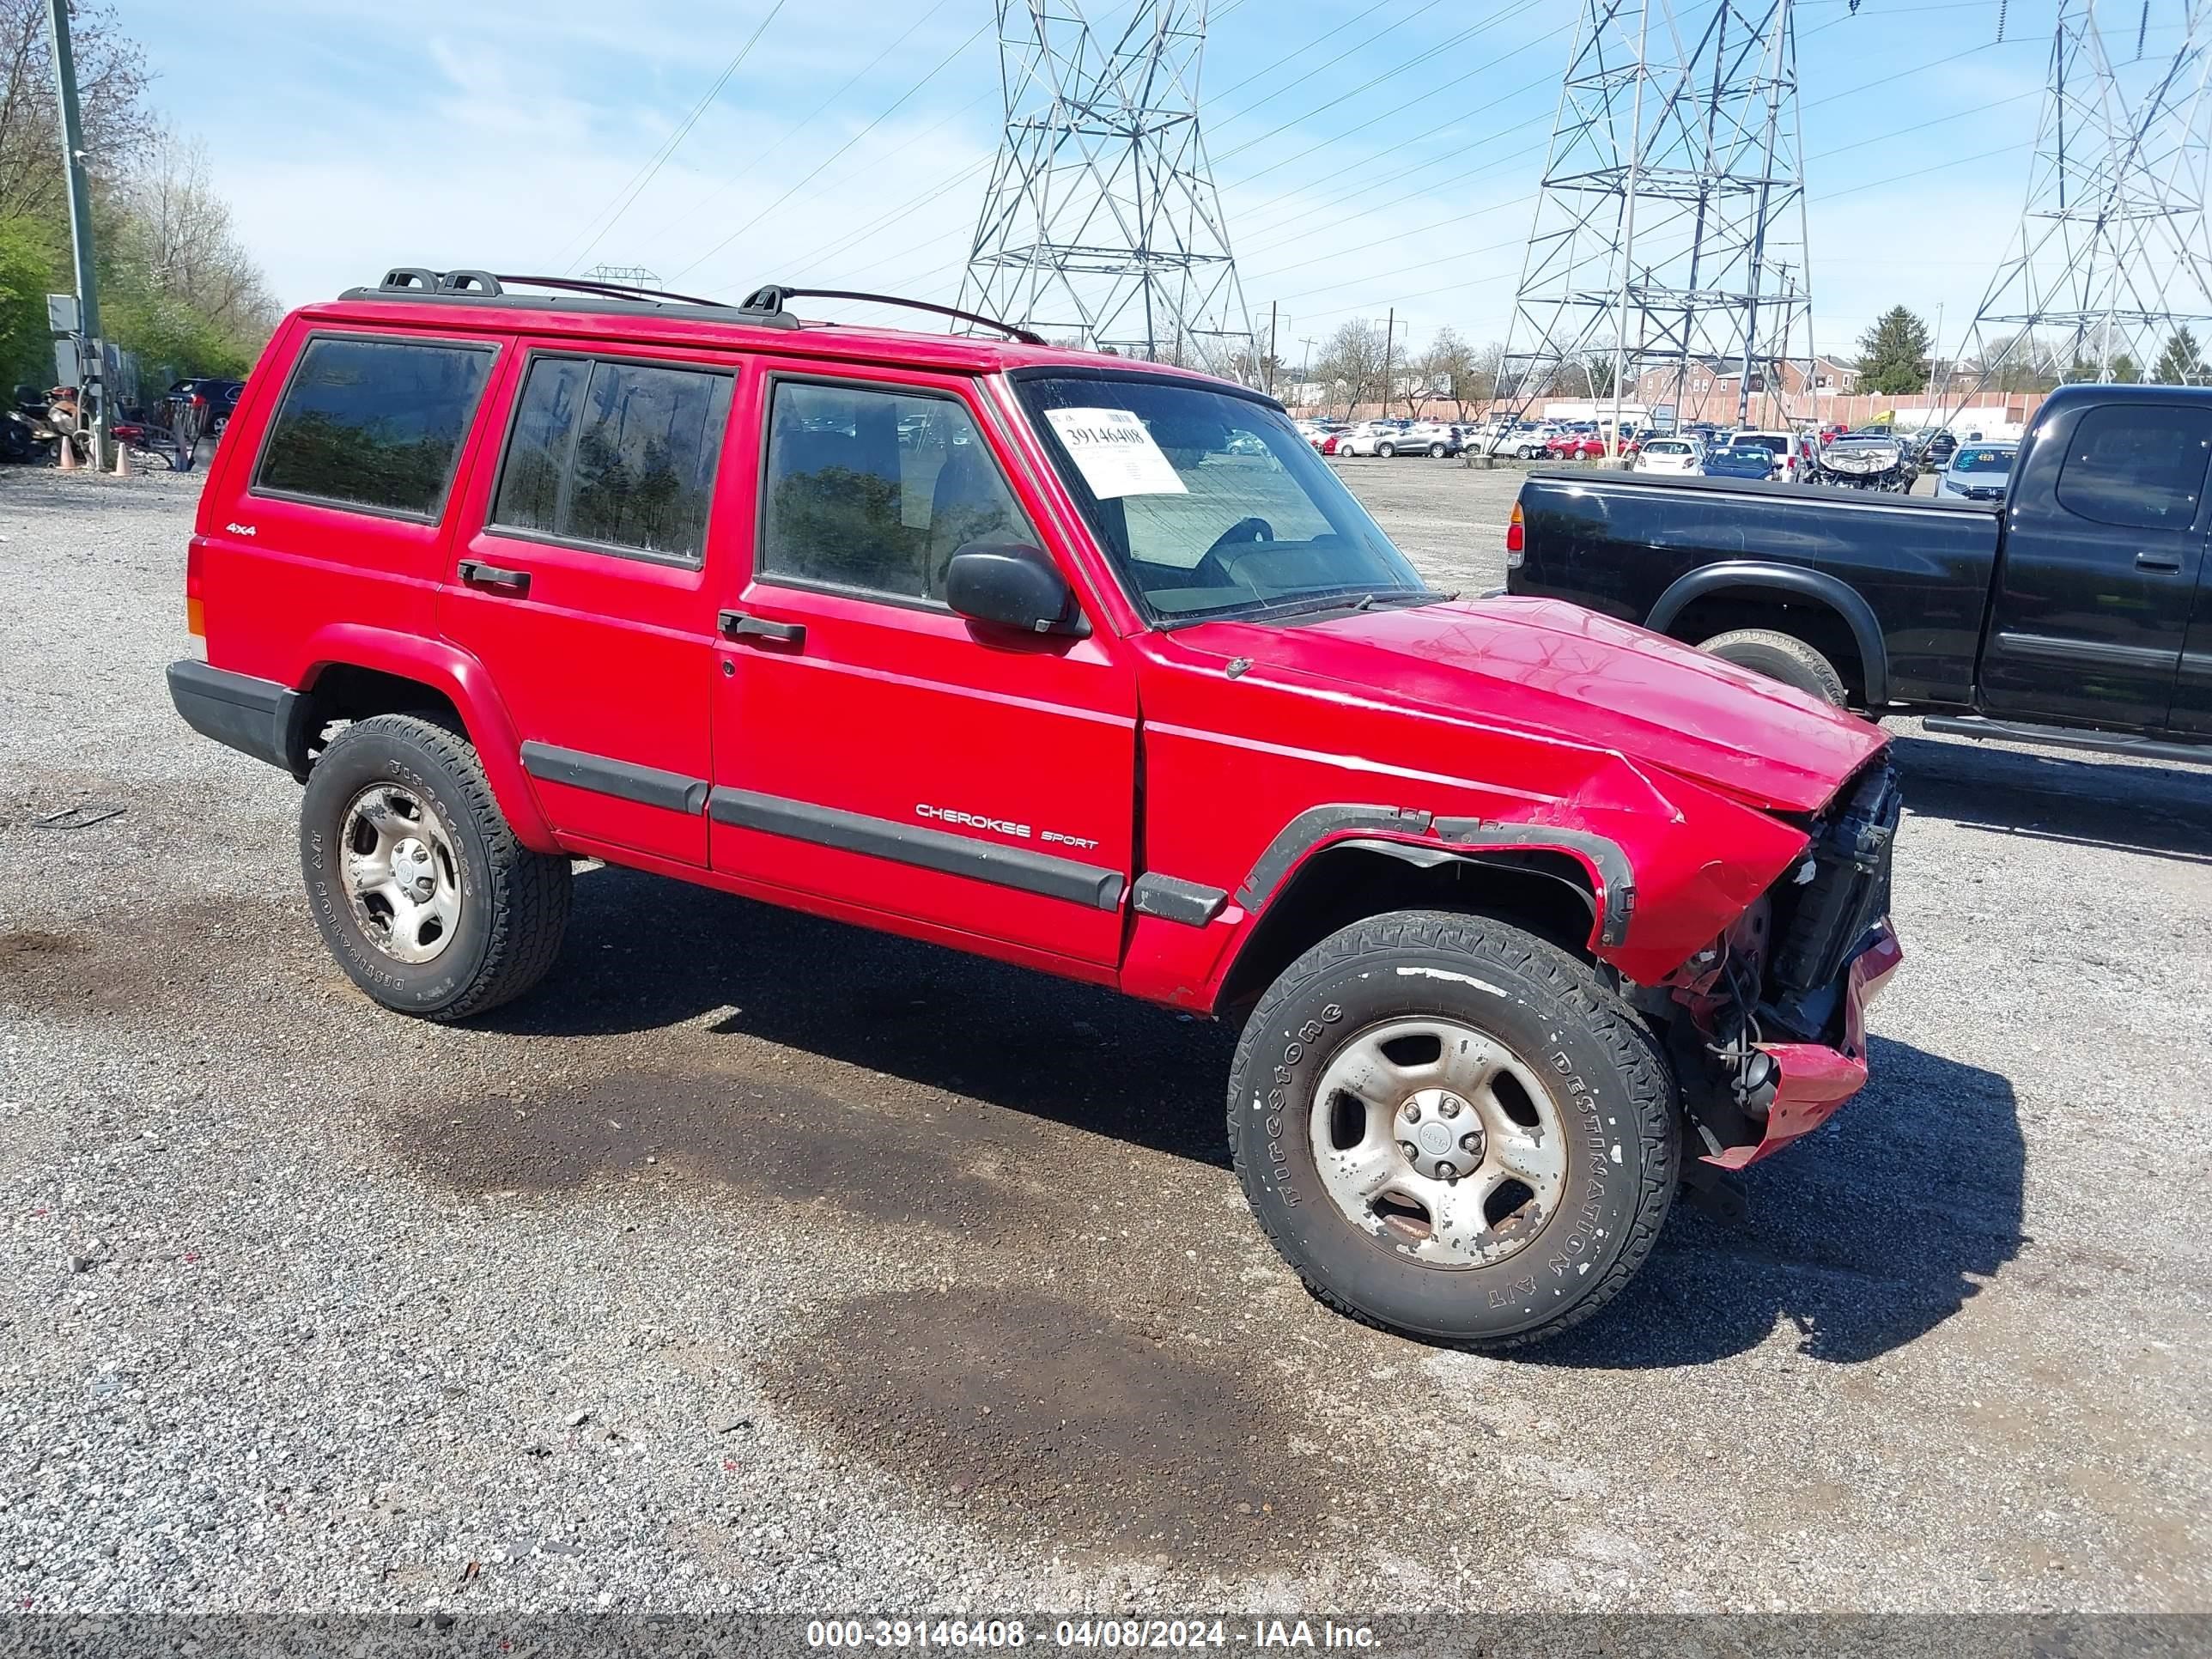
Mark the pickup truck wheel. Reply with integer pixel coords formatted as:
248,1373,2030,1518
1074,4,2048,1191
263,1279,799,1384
299,713,572,1021
1696,627,1848,708
1228,909,1678,1349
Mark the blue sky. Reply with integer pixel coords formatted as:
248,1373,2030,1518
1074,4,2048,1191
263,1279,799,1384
138,0,2112,368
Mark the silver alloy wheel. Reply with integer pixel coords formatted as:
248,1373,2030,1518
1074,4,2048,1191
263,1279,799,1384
1309,1016,1568,1268
339,783,463,963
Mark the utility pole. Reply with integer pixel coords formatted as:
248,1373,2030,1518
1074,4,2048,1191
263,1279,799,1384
47,0,105,471
1381,307,1395,416
1266,300,1279,397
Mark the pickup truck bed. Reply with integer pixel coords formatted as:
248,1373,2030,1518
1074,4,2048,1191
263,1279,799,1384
1510,472,2003,708
1510,385,2212,751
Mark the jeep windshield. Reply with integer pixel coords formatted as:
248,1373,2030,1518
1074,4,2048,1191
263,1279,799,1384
1014,371,1435,626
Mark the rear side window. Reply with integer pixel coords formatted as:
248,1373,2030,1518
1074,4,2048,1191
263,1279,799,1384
255,335,495,519
490,355,734,564
2057,404,2212,528
758,380,1031,603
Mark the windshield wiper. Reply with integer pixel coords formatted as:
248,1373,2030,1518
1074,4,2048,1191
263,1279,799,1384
1352,588,1453,612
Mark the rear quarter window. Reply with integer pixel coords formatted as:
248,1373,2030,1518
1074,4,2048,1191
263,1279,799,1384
2055,404,2212,528
254,334,496,520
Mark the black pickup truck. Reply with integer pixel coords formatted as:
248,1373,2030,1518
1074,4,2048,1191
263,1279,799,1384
1505,382,2212,762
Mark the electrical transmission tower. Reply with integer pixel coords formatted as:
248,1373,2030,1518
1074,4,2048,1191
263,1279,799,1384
1954,0,2212,398
960,0,1255,379
1499,0,1816,434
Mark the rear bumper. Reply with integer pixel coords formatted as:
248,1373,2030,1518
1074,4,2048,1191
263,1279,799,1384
1702,921,1903,1170
167,659,303,775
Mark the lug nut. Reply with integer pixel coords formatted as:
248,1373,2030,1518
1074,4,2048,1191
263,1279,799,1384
1441,1097,1460,1118
1460,1133,1480,1152
1404,1103,1420,1122
1436,1162,1456,1180
1400,1142,1419,1161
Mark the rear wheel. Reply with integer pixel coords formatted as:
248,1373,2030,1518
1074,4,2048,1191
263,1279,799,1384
1429,442,1448,458
1228,909,1679,1349
1697,627,1849,707
1377,441,1397,458
300,713,572,1019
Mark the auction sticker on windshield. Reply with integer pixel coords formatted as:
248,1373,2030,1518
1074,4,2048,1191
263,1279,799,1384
1044,407,1189,499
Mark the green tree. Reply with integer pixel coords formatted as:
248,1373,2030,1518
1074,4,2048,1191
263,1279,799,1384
2153,327,2207,384
1856,306,1933,394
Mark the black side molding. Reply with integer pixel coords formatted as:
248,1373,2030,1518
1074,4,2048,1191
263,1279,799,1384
708,787,1126,911
519,741,708,815
1432,818,1638,947
1131,872,1229,927
1921,715,2212,766
167,659,302,774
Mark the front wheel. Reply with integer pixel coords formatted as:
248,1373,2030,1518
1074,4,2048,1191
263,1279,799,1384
1429,442,1448,458
300,712,573,1019
1228,910,1679,1349
1377,442,1396,458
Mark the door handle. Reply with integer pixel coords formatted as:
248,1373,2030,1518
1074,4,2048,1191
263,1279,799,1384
2135,551,2184,573
719,610,805,646
458,559,532,594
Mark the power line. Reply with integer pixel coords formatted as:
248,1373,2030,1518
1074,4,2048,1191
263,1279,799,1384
672,20,993,283
550,0,792,273
632,0,960,251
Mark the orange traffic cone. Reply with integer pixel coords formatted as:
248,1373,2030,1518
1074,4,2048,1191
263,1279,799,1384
111,437,130,477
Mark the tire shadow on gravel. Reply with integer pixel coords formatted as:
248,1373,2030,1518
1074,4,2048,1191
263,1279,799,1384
1528,1035,2024,1369
476,863,1239,1170
1888,732,2212,865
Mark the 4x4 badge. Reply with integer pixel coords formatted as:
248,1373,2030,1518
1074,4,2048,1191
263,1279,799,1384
225,522,257,537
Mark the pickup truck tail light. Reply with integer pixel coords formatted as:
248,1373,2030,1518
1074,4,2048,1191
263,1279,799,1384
185,536,206,638
1505,501,1524,566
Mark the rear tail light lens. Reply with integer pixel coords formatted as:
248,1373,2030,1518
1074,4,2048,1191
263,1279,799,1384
185,536,206,637
1505,501,1525,568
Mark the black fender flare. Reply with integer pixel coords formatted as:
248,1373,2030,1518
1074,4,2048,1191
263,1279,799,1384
1645,561,1890,706
1234,805,1634,948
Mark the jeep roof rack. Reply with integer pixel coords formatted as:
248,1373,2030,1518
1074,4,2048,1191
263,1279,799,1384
738,285,1048,346
338,269,1047,346
339,267,798,327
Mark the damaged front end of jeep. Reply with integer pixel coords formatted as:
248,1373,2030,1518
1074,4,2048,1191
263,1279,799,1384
1648,757,1905,1172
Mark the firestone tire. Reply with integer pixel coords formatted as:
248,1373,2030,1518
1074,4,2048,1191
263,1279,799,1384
1697,627,1849,708
1227,909,1679,1350
300,712,572,1021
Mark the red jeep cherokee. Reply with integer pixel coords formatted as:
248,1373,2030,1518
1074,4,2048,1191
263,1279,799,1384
169,270,1901,1348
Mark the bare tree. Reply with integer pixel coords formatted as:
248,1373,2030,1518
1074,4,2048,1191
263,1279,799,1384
0,0,154,219
1316,319,1387,416
110,131,278,338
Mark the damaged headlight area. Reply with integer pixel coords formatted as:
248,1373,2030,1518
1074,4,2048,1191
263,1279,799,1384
1662,757,1905,1166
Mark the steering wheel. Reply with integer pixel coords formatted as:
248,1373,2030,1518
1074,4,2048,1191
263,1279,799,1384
1194,516,1274,586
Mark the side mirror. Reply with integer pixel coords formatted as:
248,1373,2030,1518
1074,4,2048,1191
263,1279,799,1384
945,544,1086,636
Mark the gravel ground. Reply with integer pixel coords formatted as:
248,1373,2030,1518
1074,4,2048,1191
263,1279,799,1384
1,459,2207,1620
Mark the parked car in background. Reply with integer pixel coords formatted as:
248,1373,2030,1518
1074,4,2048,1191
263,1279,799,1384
1918,428,1959,468
1631,435,1705,475
1398,420,1465,457
1476,422,1553,459
1937,441,2018,501
1725,428,1809,481
1702,442,1780,481
1812,430,1917,492
1545,431,1607,461
1336,420,1425,457
166,378,245,439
